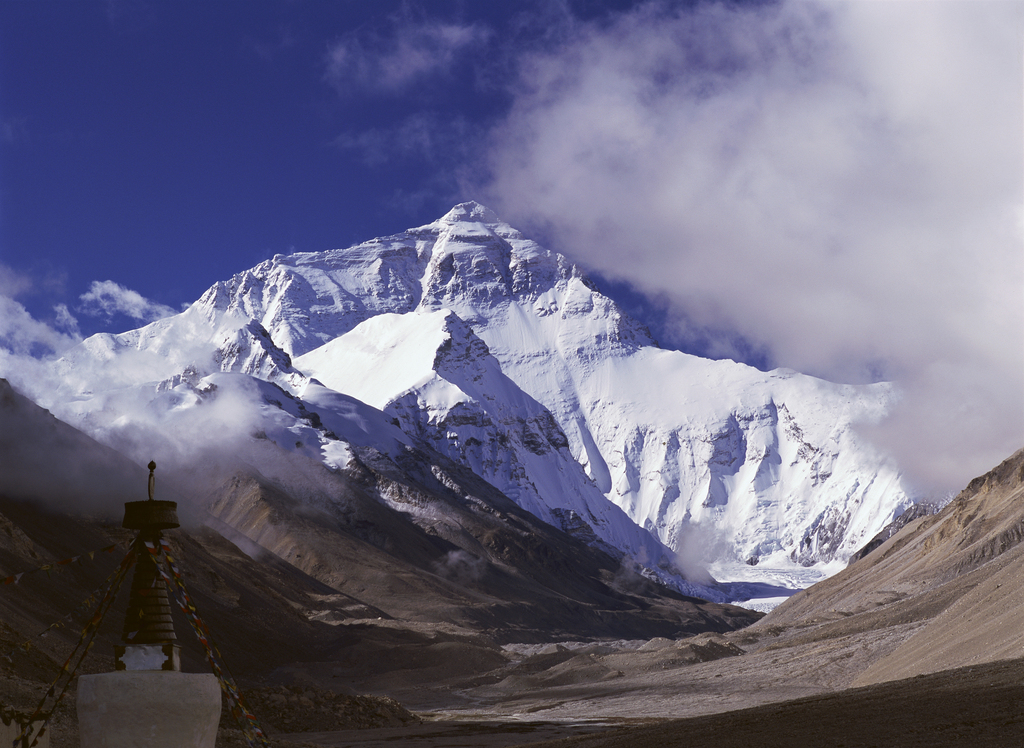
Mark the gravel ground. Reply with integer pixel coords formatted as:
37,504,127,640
514,657,1024,748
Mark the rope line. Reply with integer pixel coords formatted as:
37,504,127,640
13,543,137,748
5,534,270,747
144,539,269,748
0,544,121,587
2,546,129,664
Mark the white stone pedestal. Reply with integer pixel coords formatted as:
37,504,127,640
77,672,220,748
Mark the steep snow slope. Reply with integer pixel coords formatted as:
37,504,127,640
43,291,692,586
294,309,684,576
199,202,914,574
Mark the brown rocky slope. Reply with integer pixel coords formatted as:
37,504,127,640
0,377,760,746
754,445,1024,686
490,448,1024,748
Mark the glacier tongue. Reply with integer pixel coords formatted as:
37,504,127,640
44,200,915,596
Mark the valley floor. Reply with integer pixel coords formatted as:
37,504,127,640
265,657,1024,748
520,657,1024,748
237,604,1018,748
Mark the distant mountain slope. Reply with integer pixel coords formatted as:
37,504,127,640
203,449,757,641
0,378,759,655
0,377,147,515
751,446,1024,684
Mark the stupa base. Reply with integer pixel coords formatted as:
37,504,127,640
77,671,220,748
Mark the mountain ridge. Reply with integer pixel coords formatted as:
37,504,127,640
190,202,912,576
35,202,914,597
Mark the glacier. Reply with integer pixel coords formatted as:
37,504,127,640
36,201,914,600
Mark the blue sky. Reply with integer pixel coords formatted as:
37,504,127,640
0,1,508,321
0,1,676,334
1,0,1022,493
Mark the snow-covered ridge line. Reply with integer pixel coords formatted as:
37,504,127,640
293,308,688,588
196,201,913,572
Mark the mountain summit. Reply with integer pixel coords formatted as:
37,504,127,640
43,203,913,598
440,201,501,224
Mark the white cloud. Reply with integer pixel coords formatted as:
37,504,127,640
478,0,1024,494
0,266,81,399
0,295,80,358
79,280,177,323
0,295,80,410
333,111,473,166
52,303,81,338
325,15,490,95
0,263,33,299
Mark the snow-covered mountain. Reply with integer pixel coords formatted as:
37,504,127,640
292,308,674,570
39,202,913,595
194,203,912,564
43,300,687,589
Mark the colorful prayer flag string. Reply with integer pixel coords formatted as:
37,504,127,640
13,544,137,748
1,544,120,586
144,540,270,748
1,544,127,666
5,535,270,748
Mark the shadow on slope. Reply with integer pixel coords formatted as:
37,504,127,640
203,438,760,645
518,657,1024,748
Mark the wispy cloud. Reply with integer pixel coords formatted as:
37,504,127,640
52,303,81,338
0,263,33,299
478,0,1024,494
333,111,474,166
324,14,491,96
78,280,177,323
0,295,81,358
0,265,80,396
